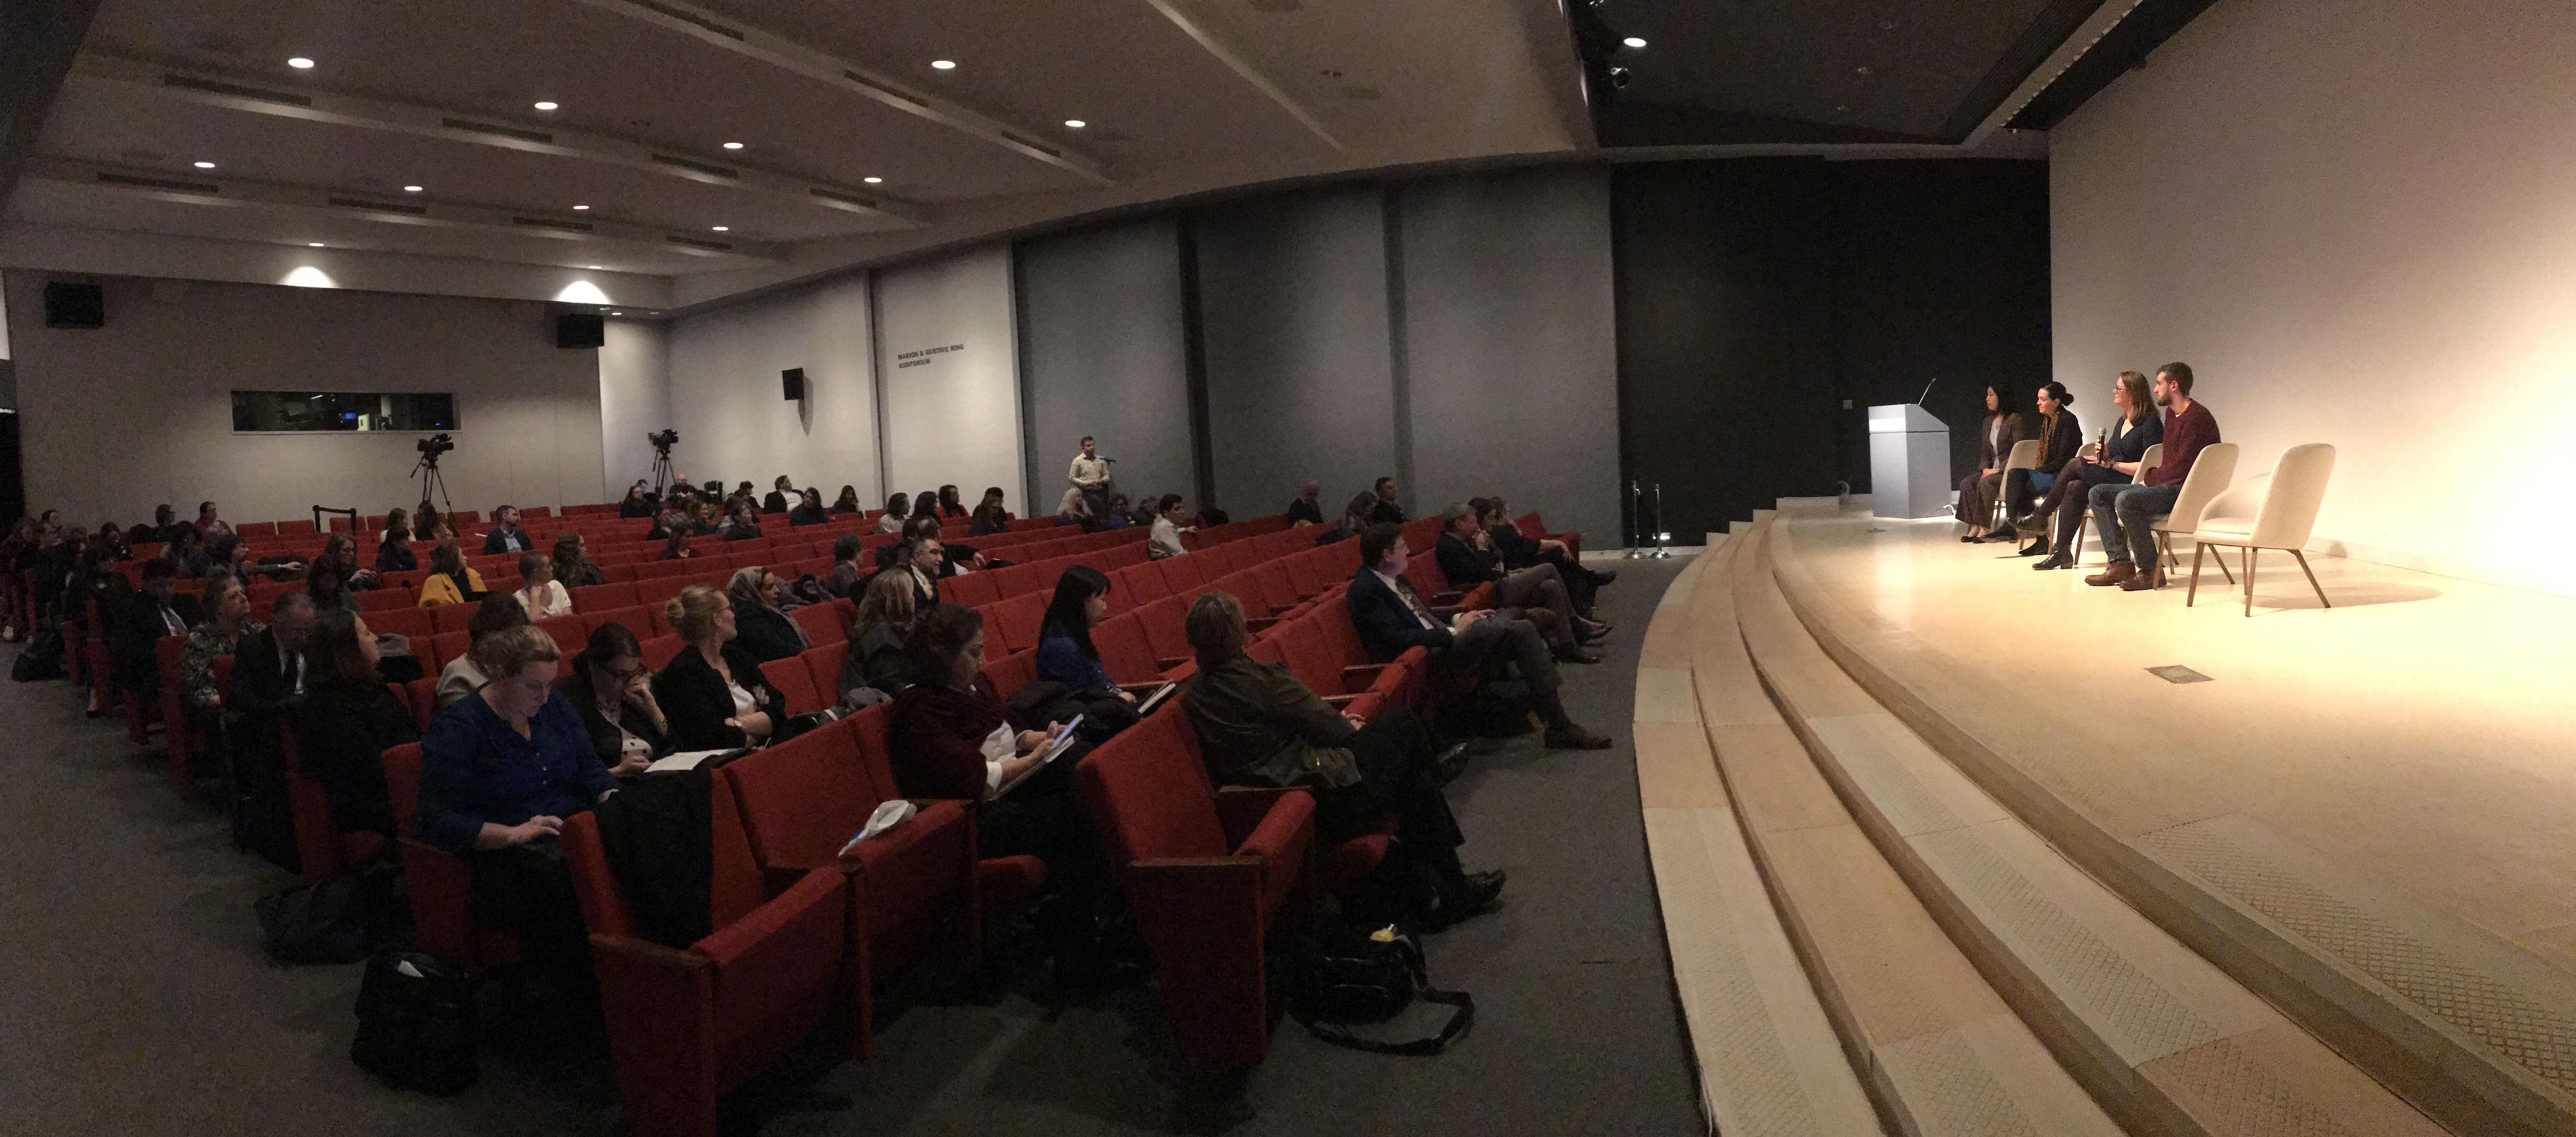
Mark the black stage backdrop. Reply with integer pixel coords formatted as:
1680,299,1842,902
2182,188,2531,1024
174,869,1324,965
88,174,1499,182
1613,158,2050,541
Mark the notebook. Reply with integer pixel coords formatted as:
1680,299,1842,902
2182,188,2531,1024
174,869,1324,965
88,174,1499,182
994,715,1084,798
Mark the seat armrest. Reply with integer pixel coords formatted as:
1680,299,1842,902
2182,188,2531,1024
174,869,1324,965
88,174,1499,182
1157,655,1192,670
1340,663,1388,685
694,867,845,970
1234,788,1314,864
1215,786,1294,848
1245,616,1281,633
1320,693,1360,706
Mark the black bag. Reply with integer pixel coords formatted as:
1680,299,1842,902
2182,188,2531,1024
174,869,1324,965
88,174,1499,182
1282,924,1475,1055
255,858,409,964
350,950,479,1095
1006,680,1139,744
12,627,67,682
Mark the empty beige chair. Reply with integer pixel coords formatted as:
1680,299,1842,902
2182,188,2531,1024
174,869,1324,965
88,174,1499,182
2188,443,2336,615
1986,438,2042,530
2069,443,2162,563
2144,441,2240,580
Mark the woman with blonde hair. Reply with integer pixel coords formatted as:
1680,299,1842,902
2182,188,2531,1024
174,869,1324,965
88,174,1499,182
836,567,918,709
650,583,785,750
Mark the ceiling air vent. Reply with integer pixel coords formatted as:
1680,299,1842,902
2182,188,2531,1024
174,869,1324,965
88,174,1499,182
97,172,220,194
667,235,732,252
161,74,313,107
651,153,738,179
809,186,880,209
329,196,427,215
441,117,554,145
513,217,595,233
635,0,745,39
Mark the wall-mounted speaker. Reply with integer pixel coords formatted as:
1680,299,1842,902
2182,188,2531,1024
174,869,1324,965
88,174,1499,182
782,368,805,401
44,282,105,330
556,312,605,349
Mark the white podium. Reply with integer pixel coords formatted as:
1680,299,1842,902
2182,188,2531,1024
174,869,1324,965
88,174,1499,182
1867,404,1951,518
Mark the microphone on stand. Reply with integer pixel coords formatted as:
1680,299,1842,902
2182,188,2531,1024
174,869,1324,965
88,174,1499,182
1917,375,1941,405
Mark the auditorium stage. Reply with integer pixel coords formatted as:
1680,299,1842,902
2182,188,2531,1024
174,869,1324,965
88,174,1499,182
1764,502,2576,1129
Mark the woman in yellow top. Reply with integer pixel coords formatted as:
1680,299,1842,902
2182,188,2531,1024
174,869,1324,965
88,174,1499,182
417,540,488,606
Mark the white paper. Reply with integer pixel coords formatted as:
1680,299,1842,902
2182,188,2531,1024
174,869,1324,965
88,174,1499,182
645,749,734,774
838,799,918,857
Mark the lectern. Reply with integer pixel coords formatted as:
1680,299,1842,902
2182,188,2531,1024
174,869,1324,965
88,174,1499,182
1867,404,1951,518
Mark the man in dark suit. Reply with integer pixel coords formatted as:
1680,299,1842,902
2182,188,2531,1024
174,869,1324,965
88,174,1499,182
1347,525,1610,750
1432,504,1602,660
481,505,530,555
761,475,794,515
226,591,321,870
111,558,204,711
1367,476,1406,526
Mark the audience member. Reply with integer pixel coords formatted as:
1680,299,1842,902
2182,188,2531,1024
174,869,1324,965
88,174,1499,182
111,558,202,712
417,541,486,606
968,488,1009,536
1286,480,1324,525
150,503,188,544
176,573,258,776
645,501,686,541
160,525,207,579
1474,497,1613,615
1100,492,1135,530
938,484,969,519
719,499,763,541
910,490,941,525
1347,525,1611,749
1954,384,2029,542
1183,590,1501,927
481,505,531,555
437,594,529,710
660,528,696,560
292,609,419,837
652,583,785,750
1146,494,1193,559
830,485,862,515
1035,565,1137,708
1998,381,2083,548
550,531,602,589
558,623,666,777
375,524,418,574
2028,371,2163,569
1317,492,1378,546
1368,477,1406,525
889,604,1089,870
195,501,235,543
878,493,910,533
667,474,697,500
789,488,829,527
304,541,363,615
1068,435,1110,520
827,532,870,598
415,624,615,1001
617,483,654,518
2089,362,2221,592
837,568,918,710
212,533,304,582
724,566,809,663
1434,503,1602,659
228,592,320,761
94,521,132,561
513,552,572,620
893,537,943,607
762,475,795,515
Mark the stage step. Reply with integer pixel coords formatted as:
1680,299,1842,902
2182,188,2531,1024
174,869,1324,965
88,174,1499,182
1675,528,2126,1135
1766,513,2576,1137
1736,518,2450,1137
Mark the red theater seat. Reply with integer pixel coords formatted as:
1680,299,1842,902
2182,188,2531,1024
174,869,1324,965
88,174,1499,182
384,743,519,970
791,599,849,646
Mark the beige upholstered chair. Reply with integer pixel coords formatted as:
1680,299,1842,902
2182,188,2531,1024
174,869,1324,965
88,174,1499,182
2187,443,2336,615
2145,442,2239,579
2069,443,2162,563
1987,439,2042,530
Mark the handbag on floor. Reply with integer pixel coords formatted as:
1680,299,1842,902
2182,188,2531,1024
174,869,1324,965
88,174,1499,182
1281,923,1475,1056
351,950,479,1096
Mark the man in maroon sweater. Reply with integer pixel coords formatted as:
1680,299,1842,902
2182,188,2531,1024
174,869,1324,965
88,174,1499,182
2087,363,2219,591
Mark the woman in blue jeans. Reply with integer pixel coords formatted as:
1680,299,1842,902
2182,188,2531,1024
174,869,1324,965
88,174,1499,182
2029,371,2161,568
1998,380,2082,551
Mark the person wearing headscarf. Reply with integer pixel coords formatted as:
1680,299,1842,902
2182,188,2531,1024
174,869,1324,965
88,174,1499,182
724,565,808,663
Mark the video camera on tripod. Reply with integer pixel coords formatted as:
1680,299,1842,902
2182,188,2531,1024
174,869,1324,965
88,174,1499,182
413,433,456,513
415,432,456,465
646,429,680,494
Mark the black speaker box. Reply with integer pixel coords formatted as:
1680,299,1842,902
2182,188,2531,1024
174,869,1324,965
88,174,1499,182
556,312,605,349
782,368,805,401
44,282,105,330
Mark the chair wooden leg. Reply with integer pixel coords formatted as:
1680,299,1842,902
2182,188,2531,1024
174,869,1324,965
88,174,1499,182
2188,543,2206,606
2210,540,2234,584
2071,515,2086,563
2291,549,2329,608
2244,548,2258,616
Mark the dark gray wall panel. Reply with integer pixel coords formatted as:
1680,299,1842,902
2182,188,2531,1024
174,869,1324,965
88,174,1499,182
1397,167,1621,543
1015,219,1195,518
1194,189,1399,521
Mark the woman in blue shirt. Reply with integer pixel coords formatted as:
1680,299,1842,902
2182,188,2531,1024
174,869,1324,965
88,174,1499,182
417,623,617,998
1034,566,1137,710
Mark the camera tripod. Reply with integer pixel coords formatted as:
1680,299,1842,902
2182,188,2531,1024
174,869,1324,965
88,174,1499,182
649,447,676,496
414,455,453,515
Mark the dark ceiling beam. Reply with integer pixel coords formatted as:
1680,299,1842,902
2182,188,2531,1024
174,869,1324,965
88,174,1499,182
0,0,106,207
1936,0,2116,142
2010,0,2221,130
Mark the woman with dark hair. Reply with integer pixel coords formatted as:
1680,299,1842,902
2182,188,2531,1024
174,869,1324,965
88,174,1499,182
1999,380,2083,555
1317,492,1379,546
836,568,917,709
1180,590,1501,928
910,491,941,527
617,483,654,518
294,609,419,837
1954,384,2029,541
514,552,572,619
2029,370,2163,570
1035,565,1135,706
659,528,696,561
375,523,417,575
414,500,441,542
889,604,1087,868
830,485,862,515
724,566,808,663
877,493,909,534
788,488,829,528
559,621,667,776
937,485,968,519
306,536,364,614
719,499,763,542
550,531,602,589
652,583,785,750
968,488,1008,536
417,540,486,606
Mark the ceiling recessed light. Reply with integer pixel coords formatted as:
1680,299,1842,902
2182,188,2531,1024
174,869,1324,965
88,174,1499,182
193,161,216,169
862,176,882,184
721,141,744,150
587,265,605,270
533,101,559,111
1622,37,1647,48
308,242,325,247
930,59,956,70
610,311,622,316
1064,119,1086,128
711,226,729,232
403,185,423,192
287,57,315,69
572,204,590,210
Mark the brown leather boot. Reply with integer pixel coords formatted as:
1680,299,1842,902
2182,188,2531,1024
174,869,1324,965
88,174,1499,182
2085,560,2135,588
2120,562,2166,591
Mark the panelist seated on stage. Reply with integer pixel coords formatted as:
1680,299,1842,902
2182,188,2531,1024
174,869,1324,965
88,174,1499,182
2025,370,2162,569
1952,384,2029,543
2088,361,2222,592
1996,381,2083,552
1346,524,1612,750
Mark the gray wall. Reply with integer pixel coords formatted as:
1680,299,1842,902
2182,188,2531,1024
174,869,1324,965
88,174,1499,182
1194,188,1402,522
1396,168,1620,542
1015,219,1195,518
664,273,880,506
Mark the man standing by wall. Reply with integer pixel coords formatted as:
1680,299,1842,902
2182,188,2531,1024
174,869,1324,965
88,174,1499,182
1068,435,1110,522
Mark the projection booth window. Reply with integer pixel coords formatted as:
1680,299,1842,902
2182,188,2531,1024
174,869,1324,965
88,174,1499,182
230,391,458,433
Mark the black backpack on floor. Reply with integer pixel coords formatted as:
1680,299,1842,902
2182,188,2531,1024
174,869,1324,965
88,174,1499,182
12,628,66,682
351,950,479,1096
1278,923,1475,1056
